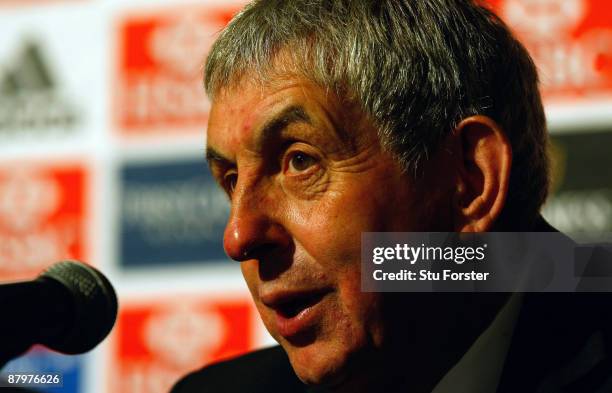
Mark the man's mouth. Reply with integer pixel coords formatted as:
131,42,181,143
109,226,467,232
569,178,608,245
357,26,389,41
261,288,331,339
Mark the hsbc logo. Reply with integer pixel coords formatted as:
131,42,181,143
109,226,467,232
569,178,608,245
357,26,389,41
502,0,585,39
149,14,219,78
143,303,226,369
0,164,87,281
0,40,79,137
491,0,612,98
0,168,61,233
111,297,255,393
115,6,240,134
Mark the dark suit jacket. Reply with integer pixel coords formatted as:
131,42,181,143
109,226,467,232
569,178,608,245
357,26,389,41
171,220,612,393
170,295,612,393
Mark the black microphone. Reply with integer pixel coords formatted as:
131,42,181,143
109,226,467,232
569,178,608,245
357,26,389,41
0,260,118,367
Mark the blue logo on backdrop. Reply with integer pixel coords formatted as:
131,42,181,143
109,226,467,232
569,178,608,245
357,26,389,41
120,159,230,266
3,348,83,393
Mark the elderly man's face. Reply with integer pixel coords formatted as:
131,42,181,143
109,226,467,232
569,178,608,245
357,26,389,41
207,76,441,386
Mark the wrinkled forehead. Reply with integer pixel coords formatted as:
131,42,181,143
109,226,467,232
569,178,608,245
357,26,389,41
206,72,378,160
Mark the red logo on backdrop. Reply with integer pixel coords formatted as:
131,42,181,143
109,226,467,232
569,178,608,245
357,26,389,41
116,6,241,134
111,297,256,393
487,0,612,100
0,164,87,282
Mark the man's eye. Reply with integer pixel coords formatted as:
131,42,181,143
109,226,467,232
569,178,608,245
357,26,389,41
287,152,317,173
224,173,237,194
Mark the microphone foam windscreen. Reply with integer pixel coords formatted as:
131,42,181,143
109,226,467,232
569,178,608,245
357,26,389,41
40,260,118,354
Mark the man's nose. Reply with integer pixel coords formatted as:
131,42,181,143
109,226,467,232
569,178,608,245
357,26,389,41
223,183,290,262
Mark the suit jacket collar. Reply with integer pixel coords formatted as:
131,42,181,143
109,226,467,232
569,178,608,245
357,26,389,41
498,216,612,392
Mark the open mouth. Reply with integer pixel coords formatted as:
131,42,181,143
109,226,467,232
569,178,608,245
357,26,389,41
275,291,328,318
261,288,332,338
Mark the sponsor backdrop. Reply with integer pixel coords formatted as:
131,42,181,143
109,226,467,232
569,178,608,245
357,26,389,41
0,0,610,392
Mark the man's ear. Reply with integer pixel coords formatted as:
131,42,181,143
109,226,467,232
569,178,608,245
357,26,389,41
450,115,512,232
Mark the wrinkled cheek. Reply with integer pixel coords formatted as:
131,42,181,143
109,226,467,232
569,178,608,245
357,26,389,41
334,308,368,349
240,261,259,294
326,288,374,347
241,262,275,331
240,260,269,316
337,270,385,347
254,302,279,341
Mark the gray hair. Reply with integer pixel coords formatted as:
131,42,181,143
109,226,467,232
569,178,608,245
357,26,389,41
204,0,550,229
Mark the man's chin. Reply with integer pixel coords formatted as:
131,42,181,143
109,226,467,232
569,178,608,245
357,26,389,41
283,342,357,389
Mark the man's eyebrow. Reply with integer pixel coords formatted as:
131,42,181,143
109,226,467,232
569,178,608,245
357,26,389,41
206,105,312,167
255,105,312,149
205,147,232,166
